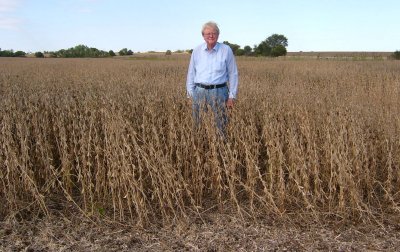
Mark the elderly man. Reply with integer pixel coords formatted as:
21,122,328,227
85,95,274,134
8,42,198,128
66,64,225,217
186,21,239,135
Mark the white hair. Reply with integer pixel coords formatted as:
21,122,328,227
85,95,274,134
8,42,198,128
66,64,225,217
201,21,220,35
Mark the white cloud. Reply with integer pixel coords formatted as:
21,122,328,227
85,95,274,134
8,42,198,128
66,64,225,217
0,0,20,12
0,0,22,30
0,17,21,30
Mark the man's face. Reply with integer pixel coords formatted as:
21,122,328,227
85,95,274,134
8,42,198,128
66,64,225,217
202,27,219,46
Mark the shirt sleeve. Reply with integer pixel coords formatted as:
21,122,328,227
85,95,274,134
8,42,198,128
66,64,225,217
186,52,196,98
227,48,239,99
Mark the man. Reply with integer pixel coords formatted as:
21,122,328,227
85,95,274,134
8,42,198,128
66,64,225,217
186,21,239,135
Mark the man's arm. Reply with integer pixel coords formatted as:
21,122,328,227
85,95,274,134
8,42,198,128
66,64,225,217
186,52,196,98
227,48,239,99
226,48,238,108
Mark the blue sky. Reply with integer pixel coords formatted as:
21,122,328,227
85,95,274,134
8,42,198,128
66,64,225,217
0,0,399,53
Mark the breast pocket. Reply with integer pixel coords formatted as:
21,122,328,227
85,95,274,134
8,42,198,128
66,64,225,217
214,60,226,74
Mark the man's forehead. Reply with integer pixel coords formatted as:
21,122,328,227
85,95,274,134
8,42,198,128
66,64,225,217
204,27,216,31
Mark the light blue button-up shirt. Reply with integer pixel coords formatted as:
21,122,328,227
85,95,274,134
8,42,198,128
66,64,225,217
186,42,239,99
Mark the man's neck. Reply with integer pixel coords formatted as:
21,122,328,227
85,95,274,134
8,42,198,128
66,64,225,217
207,42,217,50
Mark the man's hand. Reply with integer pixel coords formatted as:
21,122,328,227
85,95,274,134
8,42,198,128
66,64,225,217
226,98,235,109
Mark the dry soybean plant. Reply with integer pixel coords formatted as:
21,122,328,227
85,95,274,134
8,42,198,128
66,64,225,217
1,57,400,226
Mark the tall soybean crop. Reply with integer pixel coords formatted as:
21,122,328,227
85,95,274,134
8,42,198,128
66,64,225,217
1,57,400,225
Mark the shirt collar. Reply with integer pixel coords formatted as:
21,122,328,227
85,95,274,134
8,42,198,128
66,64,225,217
202,42,220,52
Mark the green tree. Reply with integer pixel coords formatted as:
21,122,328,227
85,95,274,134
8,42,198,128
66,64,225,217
109,50,116,56
165,50,172,55
35,51,44,58
236,48,244,56
254,41,272,56
255,34,288,57
223,41,240,55
127,49,133,56
70,44,87,57
89,47,100,57
51,45,107,58
243,45,252,56
265,34,288,48
14,51,26,57
119,48,128,56
0,49,14,57
271,45,287,57
57,49,66,57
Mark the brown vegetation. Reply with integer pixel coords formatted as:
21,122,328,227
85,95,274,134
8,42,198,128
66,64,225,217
1,57,400,231
286,51,393,60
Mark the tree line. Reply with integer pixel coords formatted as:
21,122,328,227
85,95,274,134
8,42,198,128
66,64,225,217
223,34,288,57
0,45,133,58
0,49,27,57
0,34,289,58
